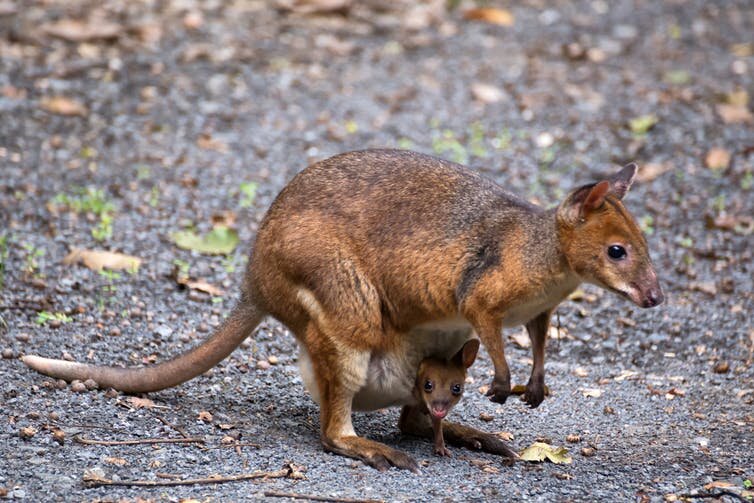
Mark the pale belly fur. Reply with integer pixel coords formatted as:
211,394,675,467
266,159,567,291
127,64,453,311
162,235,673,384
298,318,474,412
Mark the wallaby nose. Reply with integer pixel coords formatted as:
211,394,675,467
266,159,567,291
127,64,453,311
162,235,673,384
644,287,664,308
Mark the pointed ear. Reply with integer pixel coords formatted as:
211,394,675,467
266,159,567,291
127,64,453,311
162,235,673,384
453,339,480,369
558,181,610,224
609,162,637,199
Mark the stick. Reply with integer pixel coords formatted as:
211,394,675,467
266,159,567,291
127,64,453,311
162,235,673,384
152,414,190,438
83,467,291,487
75,436,204,446
264,491,384,503
675,491,748,502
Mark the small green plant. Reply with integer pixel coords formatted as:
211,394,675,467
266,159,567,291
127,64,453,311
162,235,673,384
239,182,258,208
397,137,414,150
741,172,753,190
149,185,160,207
344,120,358,135
36,311,73,325
23,243,44,276
711,194,726,214
678,236,693,248
136,165,152,180
491,129,512,150
744,479,752,489
173,259,191,279
639,215,655,235
52,187,116,242
98,269,122,293
432,129,469,164
468,122,488,158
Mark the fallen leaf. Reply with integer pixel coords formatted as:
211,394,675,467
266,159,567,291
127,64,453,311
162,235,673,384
566,434,581,443
127,397,155,409
464,8,514,26
104,457,127,466
178,278,225,297
42,19,122,42
509,330,531,349
479,412,494,422
689,281,717,296
716,104,753,124
63,249,141,272
470,83,506,103
275,0,351,14
82,468,111,484
705,148,731,170
613,370,638,382
580,446,596,457
628,114,658,135
495,431,514,441
704,481,736,490
172,226,239,255
581,388,602,398
573,367,588,378
519,442,572,464
40,97,88,117
663,70,691,85
197,133,228,153
198,410,213,422
636,162,673,182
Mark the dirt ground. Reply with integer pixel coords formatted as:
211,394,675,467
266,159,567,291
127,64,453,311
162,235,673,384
1,1,752,501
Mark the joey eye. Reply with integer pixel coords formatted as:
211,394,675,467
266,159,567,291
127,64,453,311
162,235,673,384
451,384,463,396
607,245,627,260
423,380,434,393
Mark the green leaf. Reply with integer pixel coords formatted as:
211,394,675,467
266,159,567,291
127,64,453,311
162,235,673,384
172,226,239,255
629,114,658,135
519,442,572,464
663,70,691,85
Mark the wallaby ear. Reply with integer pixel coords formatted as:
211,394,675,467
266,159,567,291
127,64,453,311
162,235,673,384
559,181,610,224
453,339,480,369
609,162,637,199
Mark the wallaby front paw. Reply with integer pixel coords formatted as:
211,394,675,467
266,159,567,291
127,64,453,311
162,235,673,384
434,445,452,457
486,377,512,404
366,449,420,473
524,376,546,408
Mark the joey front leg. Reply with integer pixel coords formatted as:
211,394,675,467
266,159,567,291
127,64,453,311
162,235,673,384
431,417,450,457
471,317,511,404
524,311,551,408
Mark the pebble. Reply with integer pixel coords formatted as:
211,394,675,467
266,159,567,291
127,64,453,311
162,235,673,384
267,355,279,365
109,327,121,336
55,379,67,390
53,429,65,445
15,333,30,342
256,360,271,370
713,361,729,374
479,412,494,422
20,426,37,439
581,446,596,457
2,348,14,359
70,380,87,393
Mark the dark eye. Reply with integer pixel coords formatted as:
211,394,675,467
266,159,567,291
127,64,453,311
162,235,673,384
607,245,627,260
451,384,463,396
423,380,434,393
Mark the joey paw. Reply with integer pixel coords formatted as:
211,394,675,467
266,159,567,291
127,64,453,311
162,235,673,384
434,445,452,457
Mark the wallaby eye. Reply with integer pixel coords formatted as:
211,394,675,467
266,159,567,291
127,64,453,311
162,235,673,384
423,380,434,393
607,245,627,260
451,384,463,396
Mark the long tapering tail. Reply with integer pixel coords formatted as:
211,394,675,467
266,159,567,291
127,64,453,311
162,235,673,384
22,301,264,393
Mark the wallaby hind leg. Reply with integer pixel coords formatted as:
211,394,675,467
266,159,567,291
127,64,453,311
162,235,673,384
305,323,419,473
399,405,518,459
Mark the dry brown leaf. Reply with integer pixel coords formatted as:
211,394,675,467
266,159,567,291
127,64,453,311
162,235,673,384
704,481,736,490
716,104,753,124
581,388,602,398
509,330,531,349
495,431,514,441
636,162,673,182
197,133,228,153
104,457,127,466
185,280,224,297
64,249,141,272
40,97,88,117
127,397,155,409
573,367,588,378
705,148,731,170
198,410,213,422
42,19,122,42
464,7,514,26
276,0,351,14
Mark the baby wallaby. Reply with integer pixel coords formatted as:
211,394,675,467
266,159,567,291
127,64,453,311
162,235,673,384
414,339,479,457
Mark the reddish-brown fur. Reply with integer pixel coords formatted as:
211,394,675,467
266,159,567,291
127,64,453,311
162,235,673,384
23,149,663,471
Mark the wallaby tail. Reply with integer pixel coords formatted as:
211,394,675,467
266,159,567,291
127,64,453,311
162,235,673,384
22,300,264,393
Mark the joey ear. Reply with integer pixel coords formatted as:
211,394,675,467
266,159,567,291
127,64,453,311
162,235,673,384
454,339,480,369
559,181,610,224
609,162,637,199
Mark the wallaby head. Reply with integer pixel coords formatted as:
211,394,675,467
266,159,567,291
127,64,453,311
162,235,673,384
416,339,480,420
557,163,664,309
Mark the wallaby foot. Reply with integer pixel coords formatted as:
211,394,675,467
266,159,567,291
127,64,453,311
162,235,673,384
434,443,452,457
399,405,517,459
524,372,546,408
485,374,512,404
322,435,420,472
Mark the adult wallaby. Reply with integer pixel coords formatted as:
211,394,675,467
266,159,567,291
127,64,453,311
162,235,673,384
24,149,663,472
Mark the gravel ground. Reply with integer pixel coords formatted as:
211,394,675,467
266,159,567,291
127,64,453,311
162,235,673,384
1,1,752,501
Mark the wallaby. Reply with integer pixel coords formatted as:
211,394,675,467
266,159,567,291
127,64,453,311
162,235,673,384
405,339,479,457
23,149,664,472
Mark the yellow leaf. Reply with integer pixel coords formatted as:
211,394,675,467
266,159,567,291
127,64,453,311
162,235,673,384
463,8,514,27
520,442,572,464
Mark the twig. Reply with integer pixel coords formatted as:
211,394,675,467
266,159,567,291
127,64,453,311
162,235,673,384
75,435,204,446
152,414,190,438
50,421,126,433
203,442,261,450
83,467,291,488
264,491,384,503
675,490,748,502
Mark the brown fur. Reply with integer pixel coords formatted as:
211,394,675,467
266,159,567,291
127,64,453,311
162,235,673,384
23,149,663,471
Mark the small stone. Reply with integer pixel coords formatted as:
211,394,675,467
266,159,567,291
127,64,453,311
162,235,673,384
20,426,37,439
109,327,121,337
713,361,729,374
48,411,60,420
15,333,30,342
603,405,615,415
70,380,87,393
83,379,98,390
55,379,67,390
53,429,65,445
48,319,62,329
27,411,40,419
566,434,581,443
267,355,279,365
479,412,494,422
0,487,7,498
197,322,210,333
581,446,596,457
256,360,271,370
2,348,14,359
